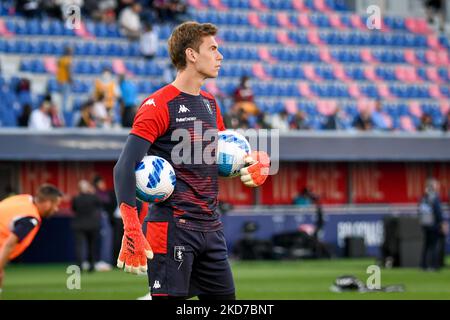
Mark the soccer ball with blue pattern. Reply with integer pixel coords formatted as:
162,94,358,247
135,155,176,203
217,130,252,178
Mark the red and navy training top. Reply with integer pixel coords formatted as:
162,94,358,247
130,84,226,232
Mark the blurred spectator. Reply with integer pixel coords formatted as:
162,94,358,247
94,68,118,119
267,110,290,132
424,0,445,32
290,110,310,130
153,0,188,23
71,180,101,272
116,0,134,15
371,101,390,130
28,101,52,130
83,0,100,19
86,0,117,22
41,0,62,19
233,76,259,116
77,100,96,127
437,212,448,268
441,111,450,132
418,178,444,271
49,102,65,128
93,175,116,270
119,2,142,40
92,93,112,128
18,104,32,127
418,113,435,131
168,0,188,23
140,22,159,60
119,74,137,127
223,108,244,129
56,46,73,114
324,106,346,130
15,78,31,94
353,108,373,131
232,76,260,128
293,187,314,206
16,0,41,18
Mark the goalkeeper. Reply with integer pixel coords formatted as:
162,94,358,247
113,21,270,300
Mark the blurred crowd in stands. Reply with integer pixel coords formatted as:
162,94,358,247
6,70,450,132
16,0,188,26
2,0,449,132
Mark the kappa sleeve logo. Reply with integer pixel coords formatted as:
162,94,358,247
142,98,156,108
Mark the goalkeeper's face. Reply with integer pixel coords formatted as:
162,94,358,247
194,35,223,79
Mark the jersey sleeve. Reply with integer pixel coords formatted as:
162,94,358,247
215,99,226,131
130,96,170,143
12,216,39,242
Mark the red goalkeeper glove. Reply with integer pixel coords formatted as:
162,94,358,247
240,151,270,187
117,203,153,275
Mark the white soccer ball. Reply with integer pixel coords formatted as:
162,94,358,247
135,155,176,203
217,130,252,178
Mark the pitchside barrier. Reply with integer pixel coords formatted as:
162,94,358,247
15,204,449,263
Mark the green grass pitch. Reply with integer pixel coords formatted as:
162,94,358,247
2,258,450,300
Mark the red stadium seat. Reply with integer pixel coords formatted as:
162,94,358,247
74,21,95,39
350,14,366,31
307,30,323,45
252,63,271,80
409,101,423,118
360,48,377,63
349,83,364,98
277,12,295,29
317,100,337,115
429,84,444,98
276,30,295,46
112,59,127,75
395,66,419,83
284,99,298,114
258,46,277,64
319,46,334,63
364,66,381,82
333,64,351,82
248,12,266,28
404,49,422,65
298,81,315,98
328,13,346,30
440,101,450,115
0,18,14,37
249,0,269,11
303,64,321,81
436,50,449,65
43,57,57,74
377,83,393,99
357,100,375,113
426,67,442,83
427,35,443,50
405,17,432,34
209,0,228,11
400,116,416,131
187,0,207,9
292,0,310,13
313,0,331,12
297,14,313,28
